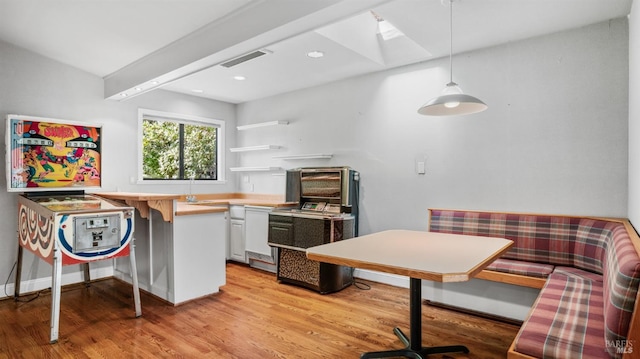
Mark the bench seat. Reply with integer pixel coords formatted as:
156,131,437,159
486,258,554,279
515,270,608,359
428,209,640,358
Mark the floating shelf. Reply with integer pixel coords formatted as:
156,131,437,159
236,120,288,131
273,154,333,160
229,166,283,172
230,145,280,152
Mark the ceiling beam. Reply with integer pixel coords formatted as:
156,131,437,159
104,0,392,101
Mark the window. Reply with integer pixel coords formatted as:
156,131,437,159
138,109,225,182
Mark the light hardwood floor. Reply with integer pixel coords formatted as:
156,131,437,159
0,262,519,358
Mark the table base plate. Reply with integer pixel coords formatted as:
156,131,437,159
361,327,469,359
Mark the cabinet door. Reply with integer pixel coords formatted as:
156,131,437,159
269,220,294,247
229,219,246,262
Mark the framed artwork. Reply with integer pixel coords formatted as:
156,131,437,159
6,114,102,192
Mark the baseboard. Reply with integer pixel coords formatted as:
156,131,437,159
2,266,114,300
353,268,409,288
352,269,534,322
425,299,524,326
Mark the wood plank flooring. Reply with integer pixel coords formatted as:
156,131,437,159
0,263,519,358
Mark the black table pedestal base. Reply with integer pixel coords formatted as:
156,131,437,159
360,327,469,359
360,278,470,359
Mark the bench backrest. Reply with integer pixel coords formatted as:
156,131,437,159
428,209,614,272
428,209,640,350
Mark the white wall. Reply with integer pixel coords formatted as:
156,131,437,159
0,15,631,300
0,39,237,297
628,2,640,228
237,18,629,236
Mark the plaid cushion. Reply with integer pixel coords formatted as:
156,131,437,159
429,210,619,274
573,219,611,274
429,209,640,355
553,266,603,282
602,224,640,356
557,224,640,353
486,258,554,278
429,210,577,267
514,272,609,359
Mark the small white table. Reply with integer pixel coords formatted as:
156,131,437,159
306,229,513,359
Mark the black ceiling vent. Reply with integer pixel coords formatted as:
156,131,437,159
221,50,268,68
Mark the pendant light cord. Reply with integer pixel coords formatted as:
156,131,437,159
417,0,488,115
448,0,454,85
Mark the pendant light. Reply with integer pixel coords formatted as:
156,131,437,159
418,0,487,116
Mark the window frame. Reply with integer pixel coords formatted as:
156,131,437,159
137,108,225,184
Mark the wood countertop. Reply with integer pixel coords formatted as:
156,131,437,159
175,198,297,216
175,193,297,209
184,198,297,207
94,192,180,201
96,192,178,222
94,192,296,222
175,202,227,216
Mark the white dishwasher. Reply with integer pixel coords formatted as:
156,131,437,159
244,205,277,271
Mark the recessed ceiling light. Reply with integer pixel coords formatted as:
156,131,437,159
307,51,324,58
120,93,128,97
234,75,246,81
151,81,159,85
135,87,143,91
191,89,204,93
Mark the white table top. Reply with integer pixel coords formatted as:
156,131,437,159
306,230,513,283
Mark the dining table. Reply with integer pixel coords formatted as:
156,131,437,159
306,229,513,358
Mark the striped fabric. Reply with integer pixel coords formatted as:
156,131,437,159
429,210,575,266
429,209,640,358
486,258,554,278
552,266,603,283
602,224,640,357
573,219,611,274
428,210,611,273
514,272,609,359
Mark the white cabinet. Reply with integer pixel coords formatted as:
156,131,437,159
227,205,281,269
114,207,227,305
228,205,247,263
229,219,246,262
172,212,226,304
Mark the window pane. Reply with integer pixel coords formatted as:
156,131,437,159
142,118,218,181
184,123,217,180
142,119,180,179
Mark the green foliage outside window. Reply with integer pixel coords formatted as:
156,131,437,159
142,119,217,180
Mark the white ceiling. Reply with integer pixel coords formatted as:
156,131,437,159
0,0,633,104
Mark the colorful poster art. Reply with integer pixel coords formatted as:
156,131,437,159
6,115,102,192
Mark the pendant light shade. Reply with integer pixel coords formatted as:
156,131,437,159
418,0,487,116
418,82,487,116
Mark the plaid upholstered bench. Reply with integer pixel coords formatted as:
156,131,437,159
428,209,640,359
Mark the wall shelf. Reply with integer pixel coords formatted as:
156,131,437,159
273,154,333,160
230,145,280,152
237,120,288,131
229,166,283,172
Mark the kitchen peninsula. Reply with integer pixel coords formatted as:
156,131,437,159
97,192,294,305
